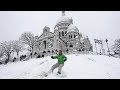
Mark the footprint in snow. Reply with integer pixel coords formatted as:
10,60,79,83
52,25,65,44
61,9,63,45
88,58,96,62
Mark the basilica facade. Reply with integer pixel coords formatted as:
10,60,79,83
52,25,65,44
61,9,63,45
33,11,93,54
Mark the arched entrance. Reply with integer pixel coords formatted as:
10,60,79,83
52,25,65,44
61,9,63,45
69,45,73,47
69,44,73,54
43,40,46,49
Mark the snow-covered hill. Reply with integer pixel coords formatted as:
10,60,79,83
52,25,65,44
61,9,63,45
0,54,120,79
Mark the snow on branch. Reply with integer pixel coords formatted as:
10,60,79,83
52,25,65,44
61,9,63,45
19,32,35,58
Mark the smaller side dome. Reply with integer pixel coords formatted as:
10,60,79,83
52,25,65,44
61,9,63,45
67,24,79,33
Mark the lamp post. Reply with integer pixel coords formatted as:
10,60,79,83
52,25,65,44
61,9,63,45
100,40,103,55
94,39,98,55
105,39,110,56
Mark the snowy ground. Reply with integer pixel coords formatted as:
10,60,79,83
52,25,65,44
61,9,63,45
0,54,120,79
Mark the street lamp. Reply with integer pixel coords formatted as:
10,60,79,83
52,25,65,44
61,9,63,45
94,39,98,55
105,39,110,56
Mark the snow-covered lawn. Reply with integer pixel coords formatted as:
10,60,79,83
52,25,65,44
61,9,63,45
0,54,120,79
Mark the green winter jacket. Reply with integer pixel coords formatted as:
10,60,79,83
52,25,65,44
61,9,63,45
52,54,67,64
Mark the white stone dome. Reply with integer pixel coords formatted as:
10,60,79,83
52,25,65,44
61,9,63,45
56,16,72,25
80,37,84,43
67,24,79,33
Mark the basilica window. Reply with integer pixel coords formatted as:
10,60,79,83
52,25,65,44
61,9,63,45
65,31,67,35
71,35,72,39
62,31,64,36
44,29,47,32
69,35,70,39
43,41,46,49
74,35,76,38
59,32,61,37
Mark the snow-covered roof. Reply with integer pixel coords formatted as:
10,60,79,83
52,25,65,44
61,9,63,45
67,24,79,33
56,16,72,25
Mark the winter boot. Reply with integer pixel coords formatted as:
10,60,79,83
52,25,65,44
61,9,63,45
57,72,61,75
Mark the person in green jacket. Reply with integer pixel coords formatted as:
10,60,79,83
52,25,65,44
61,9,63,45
50,50,67,74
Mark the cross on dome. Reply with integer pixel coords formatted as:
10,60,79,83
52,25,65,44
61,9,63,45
62,11,65,16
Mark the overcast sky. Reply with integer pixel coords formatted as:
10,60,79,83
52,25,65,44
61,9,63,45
0,11,120,53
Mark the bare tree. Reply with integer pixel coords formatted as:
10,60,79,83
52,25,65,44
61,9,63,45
112,39,120,55
19,32,35,58
0,41,14,63
0,48,4,58
12,40,24,59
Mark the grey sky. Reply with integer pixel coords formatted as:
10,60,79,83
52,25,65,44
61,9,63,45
0,11,120,52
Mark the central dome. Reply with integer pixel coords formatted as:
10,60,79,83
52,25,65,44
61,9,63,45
56,16,72,25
